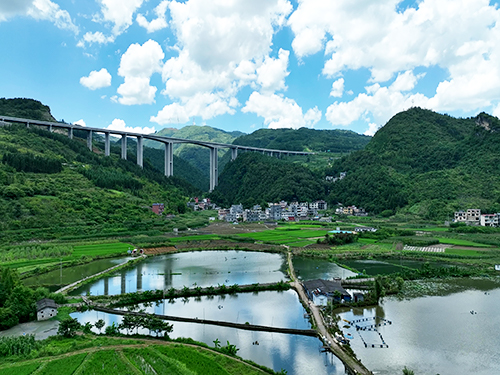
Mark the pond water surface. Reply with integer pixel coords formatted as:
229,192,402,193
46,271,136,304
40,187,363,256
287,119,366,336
336,278,500,375
72,290,347,375
70,250,287,296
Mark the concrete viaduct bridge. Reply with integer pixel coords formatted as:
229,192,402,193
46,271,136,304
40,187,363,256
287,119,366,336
0,115,313,191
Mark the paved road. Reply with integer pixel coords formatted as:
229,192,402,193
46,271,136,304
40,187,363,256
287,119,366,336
286,251,372,375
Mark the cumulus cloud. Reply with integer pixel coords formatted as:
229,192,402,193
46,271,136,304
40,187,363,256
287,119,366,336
77,31,115,48
326,76,429,127
364,123,380,136
106,118,156,134
74,119,86,127
137,0,169,33
289,0,500,128
80,68,112,90
0,0,78,33
330,78,344,97
256,48,290,93
151,92,237,125
117,40,164,105
153,0,293,123
242,91,321,129
98,0,144,36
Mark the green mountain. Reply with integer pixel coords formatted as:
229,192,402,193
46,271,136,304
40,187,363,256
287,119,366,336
0,98,56,122
232,128,371,152
210,152,326,208
326,108,500,218
0,123,196,243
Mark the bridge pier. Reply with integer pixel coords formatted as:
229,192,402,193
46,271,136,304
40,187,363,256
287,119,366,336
121,135,127,160
164,142,173,176
68,127,73,139
137,136,143,168
231,147,238,161
49,124,53,133
87,130,93,151
209,147,218,192
104,132,110,156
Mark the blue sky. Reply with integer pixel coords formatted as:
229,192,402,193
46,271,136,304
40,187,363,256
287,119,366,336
1,0,500,136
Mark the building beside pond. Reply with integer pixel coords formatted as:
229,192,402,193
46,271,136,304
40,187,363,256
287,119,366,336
36,298,58,321
302,279,351,306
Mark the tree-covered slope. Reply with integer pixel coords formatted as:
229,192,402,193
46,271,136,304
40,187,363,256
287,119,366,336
326,108,500,218
0,124,194,243
232,127,371,152
210,152,326,208
0,98,56,122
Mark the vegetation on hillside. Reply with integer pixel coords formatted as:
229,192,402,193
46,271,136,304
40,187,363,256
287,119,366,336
0,123,196,243
210,152,326,208
233,127,370,152
326,108,500,217
0,98,55,122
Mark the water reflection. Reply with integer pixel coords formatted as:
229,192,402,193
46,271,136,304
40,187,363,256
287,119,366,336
72,291,347,375
292,256,357,281
336,281,500,375
70,251,287,296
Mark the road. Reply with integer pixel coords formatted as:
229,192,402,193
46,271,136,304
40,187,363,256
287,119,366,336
286,250,372,375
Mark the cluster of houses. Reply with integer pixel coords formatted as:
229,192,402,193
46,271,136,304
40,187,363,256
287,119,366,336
334,205,368,216
325,171,347,183
186,197,218,211
218,200,329,222
454,209,499,227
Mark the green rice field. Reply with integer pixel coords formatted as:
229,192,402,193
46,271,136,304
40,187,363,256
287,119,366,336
0,343,268,375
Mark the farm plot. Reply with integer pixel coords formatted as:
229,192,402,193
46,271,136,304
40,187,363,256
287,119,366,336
78,350,133,375
0,362,40,375
37,353,87,375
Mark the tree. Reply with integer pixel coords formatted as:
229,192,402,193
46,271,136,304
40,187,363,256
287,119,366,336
57,318,81,338
374,276,386,303
402,367,415,375
95,319,105,334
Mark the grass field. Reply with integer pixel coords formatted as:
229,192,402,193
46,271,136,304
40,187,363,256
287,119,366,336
436,238,491,248
237,228,329,245
71,242,132,258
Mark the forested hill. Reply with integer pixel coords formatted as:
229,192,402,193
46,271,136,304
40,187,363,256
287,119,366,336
0,98,56,122
326,108,500,218
0,123,196,243
210,152,326,208
232,128,371,152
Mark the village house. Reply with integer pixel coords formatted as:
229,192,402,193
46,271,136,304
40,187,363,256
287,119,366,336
302,279,351,306
152,203,164,215
36,298,58,321
454,209,481,225
480,213,500,227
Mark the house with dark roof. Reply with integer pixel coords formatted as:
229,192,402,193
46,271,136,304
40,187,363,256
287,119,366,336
302,279,351,306
36,298,58,321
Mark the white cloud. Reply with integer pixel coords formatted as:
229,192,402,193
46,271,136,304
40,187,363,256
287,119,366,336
326,77,429,127
77,31,115,48
80,68,112,90
154,0,293,122
330,78,344,97
106,118,156,134
0,0,78,33
74,119,86,127
364,123,380,136
117,39,164,105
151,92,237,125
136,0,169,33
242,91,321,129
98,0,144,36
256,48,290,93
289,0,500,128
